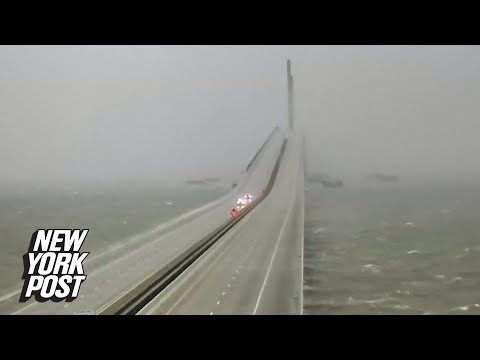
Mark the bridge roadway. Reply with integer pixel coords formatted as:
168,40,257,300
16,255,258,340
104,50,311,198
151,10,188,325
138,131,304,315
8,129,287,315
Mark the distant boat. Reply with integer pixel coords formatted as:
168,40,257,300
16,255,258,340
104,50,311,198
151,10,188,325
320,179,343,188
308,173,343,188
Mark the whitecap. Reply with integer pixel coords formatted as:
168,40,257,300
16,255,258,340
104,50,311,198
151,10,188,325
314,299,336,306
404,222,415,227
347,296,394,305
396,290,410,295
450,306,469,312
435,274,445,280
314,226,327,234
393,304,411,310
446,276,463,284
407,250,421,254
361,264,382,273
165,201,173,205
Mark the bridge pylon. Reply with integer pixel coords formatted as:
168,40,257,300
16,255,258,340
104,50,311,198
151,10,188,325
287,59,294,130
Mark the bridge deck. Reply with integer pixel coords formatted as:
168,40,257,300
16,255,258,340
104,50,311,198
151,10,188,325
139,132,304,315
7,131,287,315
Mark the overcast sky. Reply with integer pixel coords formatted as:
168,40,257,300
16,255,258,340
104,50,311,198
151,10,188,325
1,45,479,186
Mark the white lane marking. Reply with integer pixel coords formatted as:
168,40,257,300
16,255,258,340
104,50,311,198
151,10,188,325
162,215,252,315
210,218,264,314
168,138,287,315
12,301,37,315
0,289,21,304
252,214,289,315
253,148,299,315
208,136,291,315
207,135,289,315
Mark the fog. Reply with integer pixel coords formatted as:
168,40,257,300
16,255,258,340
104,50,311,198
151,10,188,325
1,45,479,187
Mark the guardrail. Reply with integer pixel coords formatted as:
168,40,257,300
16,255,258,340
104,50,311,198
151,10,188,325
97,138,288,315
245,126,279,172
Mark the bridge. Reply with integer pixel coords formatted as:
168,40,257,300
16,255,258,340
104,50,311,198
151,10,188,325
3,60,306,315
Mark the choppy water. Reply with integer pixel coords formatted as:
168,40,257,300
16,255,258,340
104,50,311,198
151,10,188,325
304,183,480,315
0,183,228,298
4,181,480,314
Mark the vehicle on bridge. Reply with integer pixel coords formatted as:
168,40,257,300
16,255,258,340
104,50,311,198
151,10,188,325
231,193,254,217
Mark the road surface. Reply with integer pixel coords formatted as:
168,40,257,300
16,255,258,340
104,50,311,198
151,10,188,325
138,131,304,315
7,130,287,315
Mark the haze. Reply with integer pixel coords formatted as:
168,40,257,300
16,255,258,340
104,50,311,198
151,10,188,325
1,45,479,187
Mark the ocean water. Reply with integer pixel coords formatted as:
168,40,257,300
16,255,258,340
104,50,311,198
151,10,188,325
3,180,479,315
0,183,229,298
304,182,480,315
